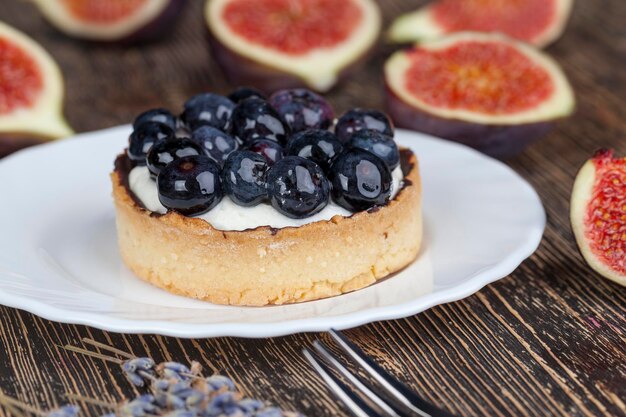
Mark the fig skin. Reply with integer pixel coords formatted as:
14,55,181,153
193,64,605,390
207,33,375,94
0,134,47,158
207,34,305,93
385,86,555,159
119,0,185,44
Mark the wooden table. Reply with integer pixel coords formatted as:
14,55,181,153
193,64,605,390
0,1,624,416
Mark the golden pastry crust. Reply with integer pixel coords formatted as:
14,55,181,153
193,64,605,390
111,151,422,306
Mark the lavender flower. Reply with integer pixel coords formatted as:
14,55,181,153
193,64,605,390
118,394,159,417
202,392,242,417
254,408,302,417
161,411,198,417
47,405,80,417
237,399,263,413
204,375,236,393
122,358,156,387
156,362,191,381
154,379,206,410
61,339,303,417
254,408,286,417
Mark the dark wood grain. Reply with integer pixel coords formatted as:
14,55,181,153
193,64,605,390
0,1,625,416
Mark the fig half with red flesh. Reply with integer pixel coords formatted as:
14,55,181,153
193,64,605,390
31,0,184,43
0,22,72,156
388,0,573,48
384,32,575,158
571,150,626,287
205,0,382,92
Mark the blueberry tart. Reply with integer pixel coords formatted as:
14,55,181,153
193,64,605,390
111,89,422,306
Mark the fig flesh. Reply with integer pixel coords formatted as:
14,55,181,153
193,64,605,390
384,32,575,159
388,0,573,48
0,22,72,156
31,0,185,43
570,149,626,287
205,0,382,92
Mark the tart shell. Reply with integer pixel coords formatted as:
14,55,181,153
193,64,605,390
111,150,422,306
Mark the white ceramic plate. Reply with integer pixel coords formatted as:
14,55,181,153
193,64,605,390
0,126,544,338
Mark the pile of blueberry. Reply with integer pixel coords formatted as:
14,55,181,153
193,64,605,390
127,87,401,219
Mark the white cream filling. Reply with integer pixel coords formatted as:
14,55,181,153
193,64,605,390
129,165,404,231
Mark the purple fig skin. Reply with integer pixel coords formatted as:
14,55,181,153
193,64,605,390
119,0,186,44
0,134,52,158
385,85,555,160
207,32,375,94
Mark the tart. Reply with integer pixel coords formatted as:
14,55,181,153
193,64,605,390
111,90,422,306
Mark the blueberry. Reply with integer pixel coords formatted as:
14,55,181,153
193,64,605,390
157,155,223,216
286,129,343,173
180,93,235,131
191,126,238,166
230,98,290,145
146,137,204,177
266,156,330,219
246,138,284,166
222,151,268,207
228,87,266,103
335,109,394,143
329,149,392,211
133,108,177,131
128,122,175,164
347,130,400,170
269,89,334,133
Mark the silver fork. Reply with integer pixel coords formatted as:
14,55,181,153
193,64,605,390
303,329,458,417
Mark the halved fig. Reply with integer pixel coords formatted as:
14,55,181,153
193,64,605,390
388,0,573,48
31,0,184,43
0,22,72,156
205,0,382,92
384,32,575,158
570,149,626,287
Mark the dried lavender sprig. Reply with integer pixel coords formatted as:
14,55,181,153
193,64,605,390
3,401,26,417
118,395,160,417
80,340,202,382
157,362,203,382
203,376,236,393
200,392,302,417
0,393,48,416
153,380,205,410
0,393,81,417
61,345,123,366
47,405,81,417
160,411,197,417
62,343,156,388
65,393,159,417
62,342,301,416
80,339,135,360
122,358,157,387
63,342,204,388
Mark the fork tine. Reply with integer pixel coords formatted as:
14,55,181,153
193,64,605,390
313,341,403,417
330,329,457,417
303,348,383,417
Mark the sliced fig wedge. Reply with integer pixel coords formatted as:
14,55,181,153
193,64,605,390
571,149,626,287
31,0,184,43
388,0,573,48
205,0,382,92
384,32,575,158
0,22,72,156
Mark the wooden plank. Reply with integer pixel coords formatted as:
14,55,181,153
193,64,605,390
0,0,624,416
